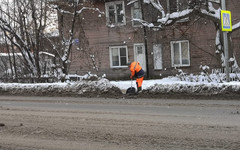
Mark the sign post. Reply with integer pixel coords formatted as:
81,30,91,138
221,0,232,82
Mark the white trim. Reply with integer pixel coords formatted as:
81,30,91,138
109,45,128,68
133,43,145,61
134,43,146,71
171,40,190,67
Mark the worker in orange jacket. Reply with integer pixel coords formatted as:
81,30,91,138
127,61,144,92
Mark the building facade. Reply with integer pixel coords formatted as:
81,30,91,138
64,0,240,80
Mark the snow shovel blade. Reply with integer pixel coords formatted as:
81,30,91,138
126,87,136,94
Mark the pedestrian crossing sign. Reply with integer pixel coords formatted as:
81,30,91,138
221,10,232,31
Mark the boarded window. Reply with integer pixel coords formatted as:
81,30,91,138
153,44,163,70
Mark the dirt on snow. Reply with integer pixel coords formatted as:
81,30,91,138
1,78,240,99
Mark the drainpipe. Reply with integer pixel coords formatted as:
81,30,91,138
140,1,149,78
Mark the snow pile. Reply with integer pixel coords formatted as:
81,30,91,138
1,71,240,98
139,73,240,98
144,82,240,97
72,78,122,96
0,78,122,97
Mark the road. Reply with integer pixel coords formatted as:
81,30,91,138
0,96,240,150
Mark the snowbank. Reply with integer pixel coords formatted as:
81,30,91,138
0,78,122,98
1,74,240,99
141,82,240,98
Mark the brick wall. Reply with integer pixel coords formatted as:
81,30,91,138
66,0,240,80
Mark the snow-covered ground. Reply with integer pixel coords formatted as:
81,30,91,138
111,76,240,91
1,74,240,98
111,77,184,90
111,76,240,97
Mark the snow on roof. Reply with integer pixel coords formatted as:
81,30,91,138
0,53,22,56
0,52,55,57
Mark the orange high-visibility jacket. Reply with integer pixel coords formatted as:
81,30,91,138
129,61,144,78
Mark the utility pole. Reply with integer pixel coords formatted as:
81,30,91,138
221,0,230,82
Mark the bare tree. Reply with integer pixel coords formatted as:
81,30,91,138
0,0,52,81
47,1,104,80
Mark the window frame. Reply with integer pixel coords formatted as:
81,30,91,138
109,45,128,68
133,43,145,58
167,0,189,22
171,40,190,67
131,0,142,27
105,1,126,26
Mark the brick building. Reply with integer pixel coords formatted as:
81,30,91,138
62,0,240,80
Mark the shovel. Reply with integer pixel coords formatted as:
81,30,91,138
126,79,136,94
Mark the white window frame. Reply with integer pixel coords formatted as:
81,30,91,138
105,1,126,26
109,46,128,68
171,40,190,67
131,0,142,27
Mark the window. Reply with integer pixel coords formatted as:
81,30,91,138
171,40,190,67
109,46,128,68
135,44,143,54
168,0,189,22
105,1,126,26
131,1,142,27
168,0,188,13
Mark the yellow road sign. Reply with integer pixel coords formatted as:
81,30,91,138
221,10,232,31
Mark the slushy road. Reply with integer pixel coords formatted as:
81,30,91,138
0,96,240,150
